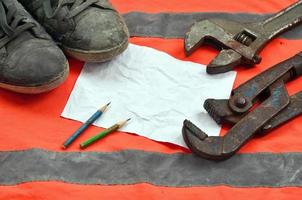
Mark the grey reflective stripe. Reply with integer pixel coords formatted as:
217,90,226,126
123,12,302,39
1,149,302,187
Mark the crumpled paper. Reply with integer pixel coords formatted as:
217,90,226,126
62,44,236,147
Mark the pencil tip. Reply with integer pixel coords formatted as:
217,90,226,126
118,118,131,127
100,102,111,111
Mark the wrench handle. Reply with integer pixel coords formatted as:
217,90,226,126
261,91,302,133
262,0,302,39
228,53,302,113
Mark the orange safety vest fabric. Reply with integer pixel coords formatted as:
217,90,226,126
1,0,302,199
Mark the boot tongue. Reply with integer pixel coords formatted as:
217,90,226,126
50,0,59,8
47,0,75,16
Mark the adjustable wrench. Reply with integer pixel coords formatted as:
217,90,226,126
185,1,302,74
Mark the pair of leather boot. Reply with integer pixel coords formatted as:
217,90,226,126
0,0,129,94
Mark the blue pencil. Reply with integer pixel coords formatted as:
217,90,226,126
62,102,111,149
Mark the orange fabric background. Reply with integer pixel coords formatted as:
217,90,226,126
1,0,302,199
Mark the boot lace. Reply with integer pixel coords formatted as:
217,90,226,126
43,0,99,19
0,1,35,48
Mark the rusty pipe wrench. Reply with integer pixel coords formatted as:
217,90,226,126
185,0,302,74
182,53,302,160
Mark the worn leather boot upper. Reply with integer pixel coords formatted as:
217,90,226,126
0,0,69,94
19,0,129,62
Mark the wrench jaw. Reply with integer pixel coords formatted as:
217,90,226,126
185,19,247,74
182,120,234,160
207,49,243,74
204,99,244,125
184,19,240,56
184,20,215,56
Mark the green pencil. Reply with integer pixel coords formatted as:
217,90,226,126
80,118,131,149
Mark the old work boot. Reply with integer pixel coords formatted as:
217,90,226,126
19,0,129,62
0,0,69,94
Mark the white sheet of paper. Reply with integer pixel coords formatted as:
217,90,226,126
62,44,236,147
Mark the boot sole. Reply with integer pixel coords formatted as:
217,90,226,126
62,38,129,62
0,62,69,94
